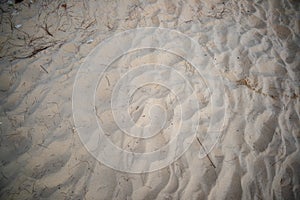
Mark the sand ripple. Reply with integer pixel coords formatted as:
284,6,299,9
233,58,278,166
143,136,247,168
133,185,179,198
0,0,299,199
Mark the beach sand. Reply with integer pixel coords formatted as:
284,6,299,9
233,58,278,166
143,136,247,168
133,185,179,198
0,0,299,199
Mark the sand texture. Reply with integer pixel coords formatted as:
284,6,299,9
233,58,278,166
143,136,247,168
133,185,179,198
0,0,300,199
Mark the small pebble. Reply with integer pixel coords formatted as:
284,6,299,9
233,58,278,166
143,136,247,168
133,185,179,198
15,24,22,29
86,38,94,44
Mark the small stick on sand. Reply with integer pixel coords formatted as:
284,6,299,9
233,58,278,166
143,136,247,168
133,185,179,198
14,45,54,59
196,136,216,168
41,24,54,37
40,65,48,73
105,75,110,86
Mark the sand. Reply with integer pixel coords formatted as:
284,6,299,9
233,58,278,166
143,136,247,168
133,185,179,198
0,0,299,199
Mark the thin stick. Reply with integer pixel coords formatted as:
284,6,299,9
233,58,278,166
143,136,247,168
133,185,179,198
196,137,216,168
41,24,54,37
40,65,48,73
105,75,110,86
14,45,54,59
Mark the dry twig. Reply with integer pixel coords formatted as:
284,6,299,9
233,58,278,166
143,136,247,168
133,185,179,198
196,136,216,168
